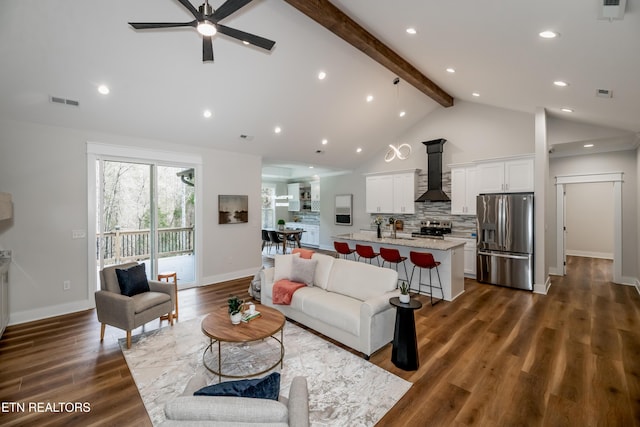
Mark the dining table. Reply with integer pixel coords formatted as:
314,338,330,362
274,229,304,254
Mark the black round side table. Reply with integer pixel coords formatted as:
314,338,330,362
389,297,422,371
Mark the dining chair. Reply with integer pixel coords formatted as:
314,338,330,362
261,229,272,252
268,230,283,253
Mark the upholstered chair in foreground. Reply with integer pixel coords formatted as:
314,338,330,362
96,262,175,348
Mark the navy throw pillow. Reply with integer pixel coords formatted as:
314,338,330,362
115,264,150,297
194,372,280,400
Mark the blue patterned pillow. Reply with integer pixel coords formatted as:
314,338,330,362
194,372,280,400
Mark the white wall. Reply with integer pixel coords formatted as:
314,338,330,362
0,118,262,324
565,182,614,258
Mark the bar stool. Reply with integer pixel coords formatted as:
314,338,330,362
355,244,380,266
334,241,356,260
379,247,409,284
409,251,443,306
158,271,179,321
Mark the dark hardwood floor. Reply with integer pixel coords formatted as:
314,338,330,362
1,256,639,426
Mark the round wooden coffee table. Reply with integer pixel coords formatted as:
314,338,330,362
201,304,285,382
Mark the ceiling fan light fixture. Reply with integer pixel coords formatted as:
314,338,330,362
197,21,217,37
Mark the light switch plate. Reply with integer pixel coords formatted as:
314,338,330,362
72,230,86,239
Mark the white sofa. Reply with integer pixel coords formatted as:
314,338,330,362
261,253,400,358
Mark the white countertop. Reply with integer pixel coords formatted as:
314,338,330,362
333,232,465,251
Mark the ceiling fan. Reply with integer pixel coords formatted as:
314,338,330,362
129,0,276,62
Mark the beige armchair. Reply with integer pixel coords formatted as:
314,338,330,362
160,375,310,427
95,262,175,348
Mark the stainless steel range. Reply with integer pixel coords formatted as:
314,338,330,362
411,220,452,239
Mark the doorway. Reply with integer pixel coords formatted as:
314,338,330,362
555,172,623,283
87,143,202,296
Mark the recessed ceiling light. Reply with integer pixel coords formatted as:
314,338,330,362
446,68,456,73
321,139,328,145
366,95,374,102
399,111,406,118
203,109,212,118
308,166,314,169
318,71,327,80
583,144,594,148
97,85,110,95
274,126,282,134
472,92,480,97
356,148,363,153
243,40,250,45
554,80,569,87
561,108,574,113
406,28,417,35
539,30,559,39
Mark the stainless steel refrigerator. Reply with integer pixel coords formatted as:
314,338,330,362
477,193,534,290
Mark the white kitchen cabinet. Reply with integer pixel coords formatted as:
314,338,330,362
450,166,477,215
366,175,394,213
287,183,300,211
476,157,534,193
392,173,416,214
310,181,320,212
445,237,476,278
305,225,319,246
366,172,417,214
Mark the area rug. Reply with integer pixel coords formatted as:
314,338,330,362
121,316,412,426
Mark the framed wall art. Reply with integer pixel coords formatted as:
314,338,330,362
218,195,248,224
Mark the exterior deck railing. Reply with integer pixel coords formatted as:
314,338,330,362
99,226,194,264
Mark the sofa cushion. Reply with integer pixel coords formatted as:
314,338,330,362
327,259,397,302
273,253,300,282
290,256,317,286
194,372,280,400
302,292,361,336
115,264,150,297
310,253,335,290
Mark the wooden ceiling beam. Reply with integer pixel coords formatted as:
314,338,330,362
283,0,454,108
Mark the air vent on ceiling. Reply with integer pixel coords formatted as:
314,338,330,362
239,134,254,141
50,96,80,107
596,88,613,98
599,0,626,20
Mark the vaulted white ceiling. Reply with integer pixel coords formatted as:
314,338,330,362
1,0,638,178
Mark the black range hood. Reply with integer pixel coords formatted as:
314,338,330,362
415,138,450,202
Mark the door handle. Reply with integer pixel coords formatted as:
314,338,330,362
478,251,530,261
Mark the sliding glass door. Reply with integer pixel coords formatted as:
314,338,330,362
95,160,195,286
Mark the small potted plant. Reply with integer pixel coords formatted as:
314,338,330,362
399,281,410,303
228,296,244,324
277,219,285,230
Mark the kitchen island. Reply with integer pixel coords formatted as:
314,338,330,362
333,232,465,301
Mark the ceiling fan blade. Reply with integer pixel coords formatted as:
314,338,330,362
176,0,203,20
203,36,214,62
212,0,253,21
129,21,196,30
216,24,275,51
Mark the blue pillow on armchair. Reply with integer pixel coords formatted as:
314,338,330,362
115,264,150,297
194,372,280,400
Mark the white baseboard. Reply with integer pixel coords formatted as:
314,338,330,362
533,275,551,295
636,278,640,295
619,276,637,286
566,250,613,260
200,266,261,288
10,298,94,326
548,266,563,276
